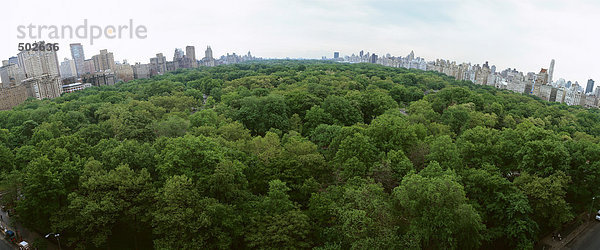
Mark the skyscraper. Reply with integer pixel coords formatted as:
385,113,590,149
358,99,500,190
203,46,215,67
70,43,85,77
370,53,378,64
334,52,340,59
205,46,213,60
548,59,555,84
586,79,595,94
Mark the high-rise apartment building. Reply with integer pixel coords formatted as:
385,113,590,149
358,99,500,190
202,46,216,67
185,46,197,68
150,53,167,75
92,49,116,72
115,62,134,82
205,46,213,60
83,59,95,75
0,63,25,88
22,74,62,100
172,48,186,70
59,58,77,79
17,49,60,78
186,46,196,61
70,43,85,77
133,63,151,79
1,44,63,106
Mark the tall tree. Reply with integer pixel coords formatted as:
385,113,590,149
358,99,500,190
393,162,485,249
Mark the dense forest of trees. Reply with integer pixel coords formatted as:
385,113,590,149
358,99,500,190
1,61,600,249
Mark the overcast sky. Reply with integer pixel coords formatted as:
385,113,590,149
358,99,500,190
1,0,598,85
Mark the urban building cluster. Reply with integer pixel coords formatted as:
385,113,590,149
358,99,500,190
333,51,598,108
0,42,258,110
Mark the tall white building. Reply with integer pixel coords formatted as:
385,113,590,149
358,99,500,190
548,59,555,84
14,44,62,101
17,49,60,78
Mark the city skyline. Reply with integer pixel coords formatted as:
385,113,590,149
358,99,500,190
2,0,600,85
4,42,596,96
5,39,600,111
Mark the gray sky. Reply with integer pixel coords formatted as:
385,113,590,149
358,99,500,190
1,0,598,85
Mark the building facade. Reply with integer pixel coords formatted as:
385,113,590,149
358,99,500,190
70,43,86,77
150,53,167,75
82,72,116,86
83,59,96,75
92,49,116,72
59,58,77,79
586,79,595,94
0,85,28,110
202,46,216,67
133,63,151,79
0,63,25,88
22,74,62,100
115,63,134,82
62,82,92,93
17,49,60,78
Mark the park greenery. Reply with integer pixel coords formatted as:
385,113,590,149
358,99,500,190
1,60,600,249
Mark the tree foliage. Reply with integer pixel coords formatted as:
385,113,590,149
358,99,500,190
0,61,597,249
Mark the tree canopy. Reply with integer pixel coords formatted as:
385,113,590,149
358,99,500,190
0,60,597,249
